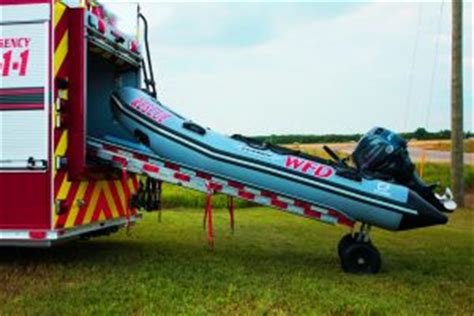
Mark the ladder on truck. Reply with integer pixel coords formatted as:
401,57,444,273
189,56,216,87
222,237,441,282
87,137,355,245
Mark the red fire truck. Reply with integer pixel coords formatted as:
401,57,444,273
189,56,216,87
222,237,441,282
0,0,148,246
0,0,357,249
2,0,455,276
1,0,343,244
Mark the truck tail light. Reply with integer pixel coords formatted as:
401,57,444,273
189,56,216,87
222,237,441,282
29,231,47,240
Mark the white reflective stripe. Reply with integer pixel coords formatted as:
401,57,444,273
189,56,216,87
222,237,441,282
0,216,140,244
113,97,419,216
0,230,56,240
0,4,50,24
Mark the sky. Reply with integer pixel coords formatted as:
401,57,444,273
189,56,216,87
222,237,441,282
104,1,472,136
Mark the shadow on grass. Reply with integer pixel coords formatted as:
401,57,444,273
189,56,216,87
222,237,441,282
1,209,472,280
0,235,467,282
0,238,334,270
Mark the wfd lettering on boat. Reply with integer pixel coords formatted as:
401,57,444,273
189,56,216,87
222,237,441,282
285,156,334,179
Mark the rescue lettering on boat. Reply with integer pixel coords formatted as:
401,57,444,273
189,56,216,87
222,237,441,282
131,97,171,124
285,156,334,179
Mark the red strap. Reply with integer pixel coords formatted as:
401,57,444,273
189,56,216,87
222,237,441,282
203,182,213,230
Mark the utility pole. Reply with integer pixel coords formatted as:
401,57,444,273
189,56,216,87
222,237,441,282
451,0,464,207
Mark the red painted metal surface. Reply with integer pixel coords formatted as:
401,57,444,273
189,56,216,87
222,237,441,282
0,104,44,110
67,8,86,179
0,0,50,5
0,173,51,229
0,0,53,230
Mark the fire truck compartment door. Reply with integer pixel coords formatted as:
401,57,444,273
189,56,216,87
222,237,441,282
0,3,51,170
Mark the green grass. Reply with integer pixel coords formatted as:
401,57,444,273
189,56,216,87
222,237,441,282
0,207,473,315
417,163,474,193
161,184,255,209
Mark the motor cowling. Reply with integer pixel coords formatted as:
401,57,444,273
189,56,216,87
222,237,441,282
352,127,414,183
352,127,455,213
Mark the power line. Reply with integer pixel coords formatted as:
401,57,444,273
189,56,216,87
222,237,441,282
425,0,445,128
403,3,424,132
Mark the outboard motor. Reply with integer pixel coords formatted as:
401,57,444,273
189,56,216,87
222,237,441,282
353,127,456,213
353,127,413,182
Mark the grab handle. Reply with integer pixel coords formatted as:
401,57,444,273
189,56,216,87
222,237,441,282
183,121,206,136
27,157,48,170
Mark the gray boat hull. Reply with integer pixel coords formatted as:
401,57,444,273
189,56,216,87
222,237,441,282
109,87,447,231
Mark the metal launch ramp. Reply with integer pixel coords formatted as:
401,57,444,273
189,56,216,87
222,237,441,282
87,137,356,241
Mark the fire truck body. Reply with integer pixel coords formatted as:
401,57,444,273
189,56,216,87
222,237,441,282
0,0,142,246
1,0,456,276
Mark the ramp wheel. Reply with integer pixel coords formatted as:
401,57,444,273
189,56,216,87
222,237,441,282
340,242,381,274
337,233,372,257
338,233,356,257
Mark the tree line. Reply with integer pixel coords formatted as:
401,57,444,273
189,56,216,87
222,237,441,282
253,128,473,145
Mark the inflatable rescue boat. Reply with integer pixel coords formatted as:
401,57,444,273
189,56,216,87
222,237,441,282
110,87,454,232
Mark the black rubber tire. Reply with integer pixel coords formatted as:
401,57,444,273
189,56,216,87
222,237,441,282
337,233,356,257
337,233,370,257
340,242,381,274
